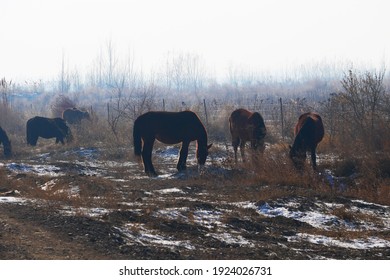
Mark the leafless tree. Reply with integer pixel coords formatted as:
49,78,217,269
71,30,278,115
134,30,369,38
164,52,206,95
335,69,387,150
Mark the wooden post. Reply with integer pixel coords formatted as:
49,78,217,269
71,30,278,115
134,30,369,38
107,103,110,123
279,97,284,139
203,99,209,127
163,99,165,111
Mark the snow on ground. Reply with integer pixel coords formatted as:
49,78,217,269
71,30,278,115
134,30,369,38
288,234,390,250
253,198,390,232
252,197,390,250
6,162,64,177
2,146,390,253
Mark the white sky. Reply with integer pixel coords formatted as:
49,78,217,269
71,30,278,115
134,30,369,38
1,0,390,82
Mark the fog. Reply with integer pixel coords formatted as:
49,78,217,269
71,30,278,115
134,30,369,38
1,0,390,84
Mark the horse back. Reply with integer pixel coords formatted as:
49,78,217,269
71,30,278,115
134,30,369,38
135,111,207,144
295,112,324,145
27,116,70,138
229,108,266,140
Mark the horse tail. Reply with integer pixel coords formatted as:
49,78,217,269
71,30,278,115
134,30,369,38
26,119,35,145
133,118,142,157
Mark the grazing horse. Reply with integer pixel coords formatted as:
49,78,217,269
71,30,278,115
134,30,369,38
62,108,90,124
133,111,212,177
289,112,324,170
229,108,267,163
27,116,73,146
0,126,12,157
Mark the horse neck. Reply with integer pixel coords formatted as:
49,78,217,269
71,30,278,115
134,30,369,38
195,127,208,149
292,130,305,152
196,135,207,148
0,131,9,145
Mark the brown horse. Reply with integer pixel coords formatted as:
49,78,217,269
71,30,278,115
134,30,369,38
133,111,212,177
0,126,12,158
229,108,267,163
289,112,324,170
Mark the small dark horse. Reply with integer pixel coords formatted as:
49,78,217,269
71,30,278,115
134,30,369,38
27,116,73,146
62,108,90,124
289,112,324,170
133,111,212,177
0,126,12,157
229,108,267,163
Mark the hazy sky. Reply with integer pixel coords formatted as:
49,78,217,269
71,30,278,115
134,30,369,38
1,0,389,82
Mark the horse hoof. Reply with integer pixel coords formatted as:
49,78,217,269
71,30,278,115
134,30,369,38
146,171,158,177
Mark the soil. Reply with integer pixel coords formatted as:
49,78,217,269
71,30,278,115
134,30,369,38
1,146,390,260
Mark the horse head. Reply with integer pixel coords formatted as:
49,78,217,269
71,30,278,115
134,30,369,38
289,142,306,169
83,111,91,121
248,112,267,150
197,143,213,166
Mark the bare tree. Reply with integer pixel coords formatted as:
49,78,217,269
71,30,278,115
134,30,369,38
336,69,387,150
165,51,206,95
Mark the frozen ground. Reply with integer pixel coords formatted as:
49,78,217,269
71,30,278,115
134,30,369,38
0,146,389,259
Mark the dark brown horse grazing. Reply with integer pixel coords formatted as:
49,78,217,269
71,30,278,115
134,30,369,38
133,111,212,177
27,116,73,146
289,112,324,170
229,108,267,163
0,126,12,157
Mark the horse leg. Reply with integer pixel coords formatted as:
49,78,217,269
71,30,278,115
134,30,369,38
177,141,190,172
31,136,38,146
232,137,239,163
56,136,65,145
311,147,317,170
240,141,246,162
142,139,157,177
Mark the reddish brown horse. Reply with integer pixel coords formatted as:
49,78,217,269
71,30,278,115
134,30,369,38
289,112,324,170
229,108,267,163
133,111,212,177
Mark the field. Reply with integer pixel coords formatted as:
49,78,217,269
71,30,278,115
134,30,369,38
1,70,390,260
1,140,390,260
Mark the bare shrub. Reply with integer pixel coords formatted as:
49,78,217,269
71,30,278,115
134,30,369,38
332,69,388,153
51,95,77,118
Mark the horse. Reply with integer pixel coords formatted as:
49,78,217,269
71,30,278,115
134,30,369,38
62,108,90,124
27,116,73,146
133,111,212,177
289,112,324,170
0,126,12,157
229,108,267,163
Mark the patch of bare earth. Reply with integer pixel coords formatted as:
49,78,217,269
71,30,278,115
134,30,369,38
1,147,390,260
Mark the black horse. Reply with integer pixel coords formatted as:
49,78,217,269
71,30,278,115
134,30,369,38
0,126,12,157
289,112,324,170
26,116,73,146
133,111,212,177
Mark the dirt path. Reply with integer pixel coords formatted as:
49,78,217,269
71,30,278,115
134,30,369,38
0,203,121,259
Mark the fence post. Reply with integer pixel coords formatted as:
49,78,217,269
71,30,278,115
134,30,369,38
279,97,284,139
203,99,209,127
162,99,165,111
107,103,110,123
